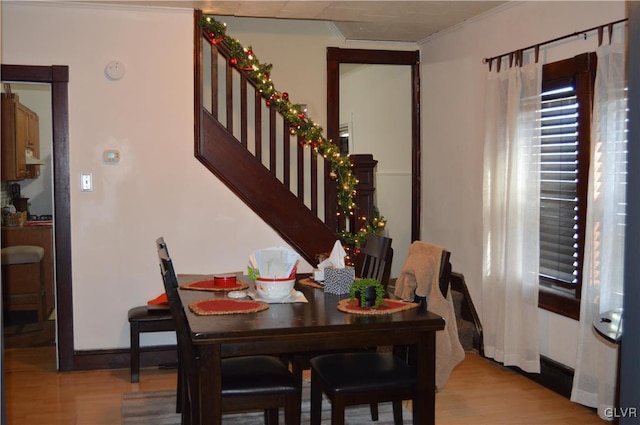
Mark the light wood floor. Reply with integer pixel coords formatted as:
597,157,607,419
4,347,606,424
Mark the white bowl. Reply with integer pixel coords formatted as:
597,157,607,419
255,278,295,300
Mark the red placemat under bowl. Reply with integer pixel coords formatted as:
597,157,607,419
189,299,269,315
181,279,249,292
337,298,419,315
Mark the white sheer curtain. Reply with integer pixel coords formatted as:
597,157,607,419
482,63,542,373
571,43,627,420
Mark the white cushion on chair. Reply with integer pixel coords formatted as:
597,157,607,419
1,245,45,265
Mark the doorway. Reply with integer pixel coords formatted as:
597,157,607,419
0,64,73,372
327,48,420,277
2,82,56,352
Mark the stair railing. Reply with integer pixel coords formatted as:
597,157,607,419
197,23,331,225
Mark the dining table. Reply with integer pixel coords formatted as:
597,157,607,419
177,273,446,425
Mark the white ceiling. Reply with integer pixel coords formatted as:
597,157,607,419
102,1,508,43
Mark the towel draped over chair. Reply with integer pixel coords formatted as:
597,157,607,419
394,241,465,390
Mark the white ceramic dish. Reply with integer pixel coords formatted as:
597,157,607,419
248,289,305,304
254,277,295,300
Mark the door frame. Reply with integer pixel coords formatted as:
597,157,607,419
326,48,421,241
1,64,74,371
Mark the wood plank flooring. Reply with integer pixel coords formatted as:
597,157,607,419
4,347,606,424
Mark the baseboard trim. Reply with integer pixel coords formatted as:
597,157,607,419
505,355,574,398
72,345,177,371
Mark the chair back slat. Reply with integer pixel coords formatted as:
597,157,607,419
360,234,393,289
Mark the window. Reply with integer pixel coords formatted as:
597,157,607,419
538,53,597,320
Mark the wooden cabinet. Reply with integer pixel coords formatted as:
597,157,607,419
2,225,55,315
1,93,41,181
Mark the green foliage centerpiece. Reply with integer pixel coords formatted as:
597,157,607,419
349,278,387,309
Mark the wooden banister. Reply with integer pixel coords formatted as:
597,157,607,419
193,10,379,263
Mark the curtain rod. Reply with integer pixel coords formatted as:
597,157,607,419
482,18,628,69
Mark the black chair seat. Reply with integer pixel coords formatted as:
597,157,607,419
310,352,416,425
222,355,299,396
310,352,415,394
128,305,173,323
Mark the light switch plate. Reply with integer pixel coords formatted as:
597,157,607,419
81,173,92,192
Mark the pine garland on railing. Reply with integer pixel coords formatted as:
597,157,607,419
200,16,386,248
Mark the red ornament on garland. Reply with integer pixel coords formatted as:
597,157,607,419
266,100,272,107
354,248,361,255
298,112,305,119
282,92,289,100
229,57,238,66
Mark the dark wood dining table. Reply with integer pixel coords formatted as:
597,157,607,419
177,274,445,425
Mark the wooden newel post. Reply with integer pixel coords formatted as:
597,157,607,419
348,153,378,273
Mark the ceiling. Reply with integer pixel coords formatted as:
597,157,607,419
103,1,508,43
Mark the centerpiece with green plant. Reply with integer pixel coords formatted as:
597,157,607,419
349,278,387,309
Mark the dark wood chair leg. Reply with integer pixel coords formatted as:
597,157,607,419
129,322,140,383
176,367,183,414
265,408,279,425
370,402,379,421
332,396,346,425
310,371,323,425
393,400,404,424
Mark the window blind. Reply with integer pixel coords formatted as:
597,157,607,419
538,83,581,285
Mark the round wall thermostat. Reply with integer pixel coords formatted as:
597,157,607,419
105,60,126,80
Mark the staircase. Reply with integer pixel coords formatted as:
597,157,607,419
194,12,485,356
193,11,366,265
451,272,484,355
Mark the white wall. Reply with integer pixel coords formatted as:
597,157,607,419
341,64,412,278
1,3,416,351
418,1,626,367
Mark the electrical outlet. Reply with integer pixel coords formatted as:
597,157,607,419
81,173,92,192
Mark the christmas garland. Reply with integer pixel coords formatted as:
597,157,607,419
200,16,385,247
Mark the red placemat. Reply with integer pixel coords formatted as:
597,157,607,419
181,279,249,292
189,299,269,316
147,292,168,305
298,277,324,289
337,298,419,315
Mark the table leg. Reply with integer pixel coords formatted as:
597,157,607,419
413,331,436,425
199,344,223,425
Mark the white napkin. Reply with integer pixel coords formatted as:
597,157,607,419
318,240,347,270
250,246,299,278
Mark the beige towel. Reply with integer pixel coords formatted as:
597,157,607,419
394,241,465,390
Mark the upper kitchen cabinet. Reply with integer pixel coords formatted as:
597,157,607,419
1,93,42,181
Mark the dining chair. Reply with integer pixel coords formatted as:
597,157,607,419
308,239,452,424
358,233,393,290
287,234,393,421
309,350,416,425
156,237,301,425
127,237,175,385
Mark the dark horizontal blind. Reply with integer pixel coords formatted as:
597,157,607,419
538,81,580,285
